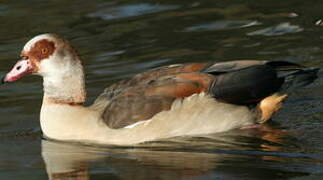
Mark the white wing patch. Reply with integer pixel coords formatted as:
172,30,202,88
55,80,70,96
124,120,152,129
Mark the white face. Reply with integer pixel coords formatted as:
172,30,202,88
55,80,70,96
3,34,70,83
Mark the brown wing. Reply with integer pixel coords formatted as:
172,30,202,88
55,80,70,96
101,72,214,129
100,63,211,97
98,60,310,129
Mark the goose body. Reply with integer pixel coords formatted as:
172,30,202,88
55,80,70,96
2,34,319,145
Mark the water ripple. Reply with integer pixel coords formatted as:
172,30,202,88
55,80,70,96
88,3,179,20
247,22,303,36
184,20,260,32
0,5,9,17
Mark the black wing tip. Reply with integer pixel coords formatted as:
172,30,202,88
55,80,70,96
267,60,305,69
280,67,320,92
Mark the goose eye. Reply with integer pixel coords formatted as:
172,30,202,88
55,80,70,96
41,48,48,54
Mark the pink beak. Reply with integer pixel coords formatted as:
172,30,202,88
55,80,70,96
2,59,34,83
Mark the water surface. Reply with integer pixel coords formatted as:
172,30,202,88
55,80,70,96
0,0,323,179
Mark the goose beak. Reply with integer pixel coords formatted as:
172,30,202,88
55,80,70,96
2,59,34,84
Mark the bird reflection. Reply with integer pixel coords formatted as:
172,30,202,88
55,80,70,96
42,124,293,180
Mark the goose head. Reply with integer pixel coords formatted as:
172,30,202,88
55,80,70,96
3,33,82,83
2,34,86,104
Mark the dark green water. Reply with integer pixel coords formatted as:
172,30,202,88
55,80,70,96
0,0,323,179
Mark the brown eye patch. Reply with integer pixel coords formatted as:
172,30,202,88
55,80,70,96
27,39,56,62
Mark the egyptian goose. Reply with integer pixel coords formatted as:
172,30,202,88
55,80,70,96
1,34,319,145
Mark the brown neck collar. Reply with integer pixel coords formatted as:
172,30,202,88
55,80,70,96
44,96,85,106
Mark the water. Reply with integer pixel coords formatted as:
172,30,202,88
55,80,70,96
0,0,323,179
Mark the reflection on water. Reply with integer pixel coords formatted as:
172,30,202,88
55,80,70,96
41,125,323,180
0,0,323,179
88,3,179,20
184,20,260,32
247,22,303,36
